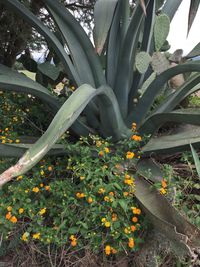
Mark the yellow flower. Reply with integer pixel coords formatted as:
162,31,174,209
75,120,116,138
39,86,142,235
128,238,135,248
19,208,24,214
7,206,12,212
39,208,46,215
25,189,29,193
96,141,102,147
21,232,29,242
80,176,85,180
105,245,111,255
32,187,39,193
5,128,9,131
71,86,75,91
40,170,45,176
32,233,41,239
159,188,167,195
10,216,17,223
15,139,20,143
124,227,131,234
105,221,111,228
17,175,23,181
40,183,44,187
104,196,110,202
87,197,93,204
132,122,137,130
124,178,134,185
5,212,12,220
1,140,6,144
98,188,105,194
126,151,135,159
101,218,106,223
104,147,110,153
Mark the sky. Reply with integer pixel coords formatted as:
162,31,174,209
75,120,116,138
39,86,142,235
167,0,200,55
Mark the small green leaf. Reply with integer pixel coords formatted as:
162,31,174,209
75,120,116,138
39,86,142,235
37,62,60,81
118,199,127,212
135,52,151,74
68,227,79,234
154,14,170,52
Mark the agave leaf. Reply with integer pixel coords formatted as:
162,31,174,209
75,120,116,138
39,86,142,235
139,0,147,15
114,0,149,117
47,6,95,86
154,14,170,52
128,62,200,126
0,84,130,186
94,0,118,55
37,62,60,81
128,0,155,109
142,126,200,155
139,109,200,135
0,66,61,111
134,175,200,256
138,72,156,95
0,143,66,158
1,0,80,85
154,73,200,114
162,0,183,21
187,0,200,36
136,158,163,183
106,1,121,87
185,42,200,58
190,144,200,179
45,0,105,87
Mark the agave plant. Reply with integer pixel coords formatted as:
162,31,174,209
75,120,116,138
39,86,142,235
0,0,200,257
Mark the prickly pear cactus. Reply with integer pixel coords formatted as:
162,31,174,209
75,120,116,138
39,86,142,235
135,51,152,74
154,14,170,52
151,52,170,74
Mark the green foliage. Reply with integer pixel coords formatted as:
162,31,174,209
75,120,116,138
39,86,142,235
0,134,147,255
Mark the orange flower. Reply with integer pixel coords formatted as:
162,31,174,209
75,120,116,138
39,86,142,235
123,192,129,197
111,248,117,254
132,216,138,223
161,179,167,189
128,238,135,248
5,212,12,220
10,216,17,223
131,135,141,141
99,151,104,157
105,245,111,255
131,207,141,215
131,225,136,232
109,192,114,196
87,197,93,204
45,185,50,191
32,187,39,193
71,240,77,246
126,151,135,159
48,166,53,171
112,213,117,222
